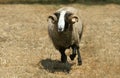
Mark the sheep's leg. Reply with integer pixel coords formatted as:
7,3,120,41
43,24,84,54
77,47,82,65
70,46,76,60
59,48,67,63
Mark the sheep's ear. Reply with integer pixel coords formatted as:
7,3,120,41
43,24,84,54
47,15,57,23
71,16,78,24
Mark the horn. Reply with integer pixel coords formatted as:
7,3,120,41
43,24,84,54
68,14,78,24
47,14,57,23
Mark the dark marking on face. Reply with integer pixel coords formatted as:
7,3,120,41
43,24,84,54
54,11,73,32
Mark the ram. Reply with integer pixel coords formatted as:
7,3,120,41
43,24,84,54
47,7,83,65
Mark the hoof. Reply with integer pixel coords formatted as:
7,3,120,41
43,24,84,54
61,56,67,63
61,59,67,63
78,59,82,65
70,54,76,60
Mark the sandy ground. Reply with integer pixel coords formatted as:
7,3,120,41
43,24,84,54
0,4,120,78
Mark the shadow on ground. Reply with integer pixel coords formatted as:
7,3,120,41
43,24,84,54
39,58,73,73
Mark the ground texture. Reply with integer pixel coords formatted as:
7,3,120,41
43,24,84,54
0,4,120,78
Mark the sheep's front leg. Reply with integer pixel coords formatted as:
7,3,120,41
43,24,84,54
59,48,67,63
70,46,76,60
77,47,82,65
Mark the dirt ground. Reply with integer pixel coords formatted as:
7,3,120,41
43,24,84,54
0,4,120,78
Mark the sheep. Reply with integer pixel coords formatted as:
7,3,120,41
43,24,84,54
47,7,83,65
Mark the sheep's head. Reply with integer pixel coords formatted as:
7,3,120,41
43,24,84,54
48,11,78,32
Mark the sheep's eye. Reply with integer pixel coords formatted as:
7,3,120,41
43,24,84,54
65,12,72,22
54,13,60,21
66,12,72,17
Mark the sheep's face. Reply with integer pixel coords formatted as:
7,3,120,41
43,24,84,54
48,11,78,32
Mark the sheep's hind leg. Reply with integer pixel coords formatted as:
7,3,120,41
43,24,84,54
77,47,82,65
59,48,67,63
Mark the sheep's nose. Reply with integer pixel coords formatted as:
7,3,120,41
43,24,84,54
59,27,62,31
58,27,63,32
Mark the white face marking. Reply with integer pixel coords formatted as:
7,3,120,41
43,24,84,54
58,11,66,32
